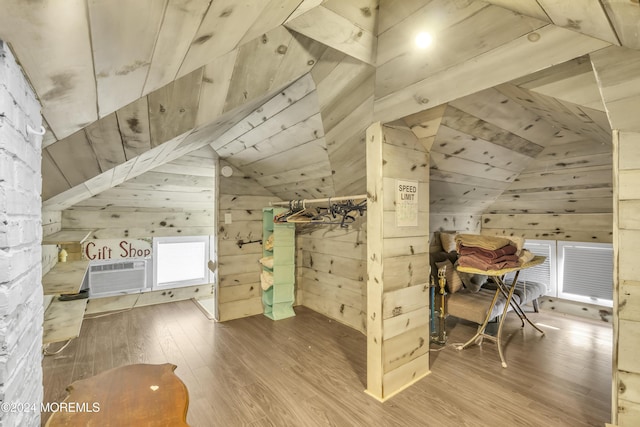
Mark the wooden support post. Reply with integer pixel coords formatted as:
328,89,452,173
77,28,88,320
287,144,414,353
591,45,640,425
365,121,430,401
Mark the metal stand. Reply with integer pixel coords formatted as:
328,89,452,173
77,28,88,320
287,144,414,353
457,270,545,368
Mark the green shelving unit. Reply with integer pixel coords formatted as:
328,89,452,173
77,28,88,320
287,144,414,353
262,207,296,320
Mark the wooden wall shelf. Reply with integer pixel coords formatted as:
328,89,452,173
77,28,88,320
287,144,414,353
42,260,89,295
42,229,93,245
43,297,88,345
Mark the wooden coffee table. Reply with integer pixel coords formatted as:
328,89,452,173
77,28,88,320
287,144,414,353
45,363,189,426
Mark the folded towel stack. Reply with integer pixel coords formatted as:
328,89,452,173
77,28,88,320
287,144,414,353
455,234,522,271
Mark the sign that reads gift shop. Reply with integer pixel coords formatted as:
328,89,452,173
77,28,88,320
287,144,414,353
396,179,418,227
83,239,152,260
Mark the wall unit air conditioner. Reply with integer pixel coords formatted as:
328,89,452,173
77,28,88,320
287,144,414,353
88,259,150,298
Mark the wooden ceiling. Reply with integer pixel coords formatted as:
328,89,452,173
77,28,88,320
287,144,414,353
1,0,638,215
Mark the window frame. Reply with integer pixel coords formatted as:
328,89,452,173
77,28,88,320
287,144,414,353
152,235,211,291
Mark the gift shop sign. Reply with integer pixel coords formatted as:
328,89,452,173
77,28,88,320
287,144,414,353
396,179,418,227
83,239,152,260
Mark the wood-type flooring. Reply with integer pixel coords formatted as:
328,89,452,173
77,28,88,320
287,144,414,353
42,301,612,426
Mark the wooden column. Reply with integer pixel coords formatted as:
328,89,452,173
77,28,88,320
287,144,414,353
591,46,640,425
366,121,430,401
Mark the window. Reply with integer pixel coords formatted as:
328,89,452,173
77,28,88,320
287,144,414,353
557,241,613,307
507,239,613,307
152,236,211,290
508,239,557,296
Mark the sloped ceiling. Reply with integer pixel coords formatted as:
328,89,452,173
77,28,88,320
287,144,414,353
1,0,637,213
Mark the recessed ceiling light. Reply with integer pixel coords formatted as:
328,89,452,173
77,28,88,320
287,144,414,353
415,32,433,49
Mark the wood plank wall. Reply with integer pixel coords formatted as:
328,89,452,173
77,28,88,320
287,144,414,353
61,147,217,239
216,161,279,322
297,219,367,333
592,45,640,425
366,122,430,401
481,213,613,243
41,210,61,276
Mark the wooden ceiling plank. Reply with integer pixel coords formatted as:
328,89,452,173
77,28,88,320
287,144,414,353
240,0,304,45
228,90,320,151
285,5,376,65
591,45,640,132
431,151,518,183
246,139,330,178
252,157,332,188
403,104,447,140
488,197,613,214
310,47,346,86
321,69,374,135
226,114,324,166
496,83,611,144
265,176,334,195
377,0,488,67
42,183,93,211
450,90,557,151
601,0,640,50
441,105,546,157
529,71,606,111
483,0,550,22
373,24,610,124
511,57,606,111
148,68,204,147
506,165,612,191
223,26,293,112
41,150,71,201
116,97,152,160
496,187,613,202
376,6,547,99
195,49,239,129
0,0,98,140
534,139,611,160
84,113,126,172
430,181,504,202
315,57,372,111
328,132,366,193
324,94,373,157
111,159,137,188
45,131,102,188
42,120,58,149
134,133,190,177
213,75,317,151
523,152,612,173
177,0,272,79
63,210,213,230
270,32,328,92
482,213,612,230
88,0,166,117
377,0,427,35
285,0,323,23
84,169,115,196
434,125,534,173
536,0,620,45
142,0,211,95
125,171,213,192
323,0,378,34
430,170,512,191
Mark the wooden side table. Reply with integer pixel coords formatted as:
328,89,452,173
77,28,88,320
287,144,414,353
45,363,189,427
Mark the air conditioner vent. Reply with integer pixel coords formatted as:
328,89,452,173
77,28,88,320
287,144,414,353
89,259,149,298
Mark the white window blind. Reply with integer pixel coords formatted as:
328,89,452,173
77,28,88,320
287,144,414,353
505,240,556,295
557,241,613,306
